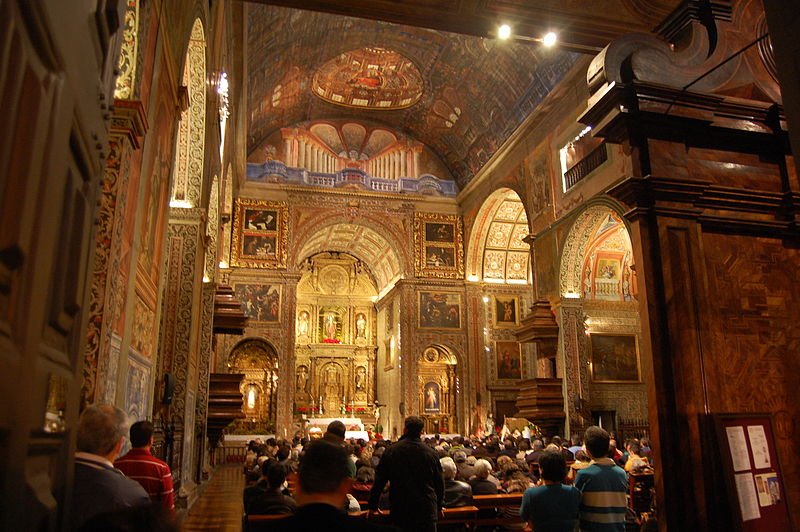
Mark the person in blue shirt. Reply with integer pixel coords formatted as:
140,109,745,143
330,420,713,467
574,426,628,532
519,450,581,532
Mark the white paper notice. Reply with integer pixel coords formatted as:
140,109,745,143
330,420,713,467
747,425,771,469
735,473,761,522
727,426,752,472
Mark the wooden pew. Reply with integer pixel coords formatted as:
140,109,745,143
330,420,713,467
366,506,479,526
245,513,290,532
472,493,525,528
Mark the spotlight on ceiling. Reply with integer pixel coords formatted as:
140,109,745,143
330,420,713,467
542,32,558,47
497,24,512,40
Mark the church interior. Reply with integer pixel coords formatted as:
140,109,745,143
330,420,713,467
2,0,800,530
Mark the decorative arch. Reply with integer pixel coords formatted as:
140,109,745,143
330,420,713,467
466,188,531,283
228,338,279,431
170,18,206,207
559,202,635,299
114,0,139,99
292,216,405,293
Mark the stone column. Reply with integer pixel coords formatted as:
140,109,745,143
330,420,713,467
298,138,306,168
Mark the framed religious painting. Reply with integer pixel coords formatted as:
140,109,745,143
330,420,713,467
414,213,464,279
233,283,281,322
418,291,462,329
231,199,288,268
589,333,641,382
423,381,441,413
493,295,520,328
495,341,522,380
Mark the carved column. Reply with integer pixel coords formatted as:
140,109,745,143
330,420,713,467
278,273,301,435
83,100,147,407
557,297,587,434
157,207,205,501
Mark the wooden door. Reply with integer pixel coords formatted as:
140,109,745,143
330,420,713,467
0,1,124,529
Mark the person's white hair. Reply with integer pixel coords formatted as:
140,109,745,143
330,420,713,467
474,458,493,478
440,456,457,480
76,404,129,456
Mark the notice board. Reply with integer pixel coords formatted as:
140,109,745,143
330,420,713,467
713,414,791,531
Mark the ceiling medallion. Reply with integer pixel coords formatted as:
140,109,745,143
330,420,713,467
312,47,423,110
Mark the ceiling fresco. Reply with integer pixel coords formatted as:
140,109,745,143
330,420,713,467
312,48,424,110
247,4,581,187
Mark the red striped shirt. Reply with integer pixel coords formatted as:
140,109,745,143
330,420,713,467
115,448,175,510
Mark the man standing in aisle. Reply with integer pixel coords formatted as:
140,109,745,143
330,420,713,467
574,426,628,532
115,420,175,511
369,416,444,532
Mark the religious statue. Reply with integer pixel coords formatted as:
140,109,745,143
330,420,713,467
356,313,366,338
296,365,309,394
297,310,309,337
355,366,366,391
485,412,495,435
324,312,338,341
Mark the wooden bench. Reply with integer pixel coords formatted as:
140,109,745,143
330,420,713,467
367,506,479,526
472,493,525,528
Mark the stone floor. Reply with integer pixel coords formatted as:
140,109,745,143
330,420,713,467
182,465,244,531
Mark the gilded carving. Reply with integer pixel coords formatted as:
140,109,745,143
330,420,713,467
231,199,289,269
414,212,464,279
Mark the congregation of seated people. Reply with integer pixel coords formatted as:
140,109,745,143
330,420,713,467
241,421,654,532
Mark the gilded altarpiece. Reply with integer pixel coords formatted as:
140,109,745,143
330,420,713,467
294,253,377,419
418,346,458,434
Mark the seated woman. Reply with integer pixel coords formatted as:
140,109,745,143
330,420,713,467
350,466,375,502
624,440,650,473
245,462,297,516
519,451,580,532
468,459,499,495
567,450,591,484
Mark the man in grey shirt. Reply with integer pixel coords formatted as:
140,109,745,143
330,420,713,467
70,404,150,529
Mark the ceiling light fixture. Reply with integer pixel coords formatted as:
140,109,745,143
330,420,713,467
496,25,559,49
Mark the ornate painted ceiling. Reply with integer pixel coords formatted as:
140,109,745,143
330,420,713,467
246,4,582,187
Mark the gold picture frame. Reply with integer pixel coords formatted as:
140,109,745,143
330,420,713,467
231,199,288,269
589,333,641,383
493,295,520,328
414,213,464,279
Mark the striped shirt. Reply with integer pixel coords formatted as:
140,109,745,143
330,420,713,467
574,457,628,532
115,448,175,510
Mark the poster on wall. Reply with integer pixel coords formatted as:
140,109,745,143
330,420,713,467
231,199,288,268
419,292,461,329
493,295,520,328
414,213,464,279
496,341,522,380
424,381,440,413
234,283,281,322
589,333,640,382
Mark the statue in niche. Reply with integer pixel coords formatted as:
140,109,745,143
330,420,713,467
323,312,339,342
297,310,309,337
356,313,367,339
355,366,366,391
296,365,309,394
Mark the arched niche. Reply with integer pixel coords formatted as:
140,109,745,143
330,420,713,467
170,18,206,208
418,344,460,434
557,203,646,434
227,338,279,433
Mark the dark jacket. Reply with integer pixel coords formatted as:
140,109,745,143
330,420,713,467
270,502,398,532
70,454,151,530
455,462,476,481
443,479,473,508
244,481,297,516
468,477,499,495
368,436,444,526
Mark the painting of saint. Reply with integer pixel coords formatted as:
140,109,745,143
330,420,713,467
244,208,277,231
320,311,341,343
494,296,519,328
424,382,440,413
589,333,640,382
425,246,455,268
419,292,461,329
242,235,277,258
425,222,454,242
234,284,280,322
496,342,522,380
